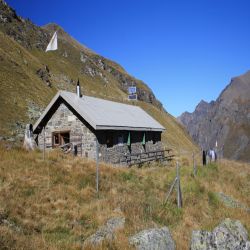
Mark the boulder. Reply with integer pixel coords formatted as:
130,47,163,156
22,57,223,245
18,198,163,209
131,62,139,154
83,216,125,247
190,218,250,250
129,227,175,250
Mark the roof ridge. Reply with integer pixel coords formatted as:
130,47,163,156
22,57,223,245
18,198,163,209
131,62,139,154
33,91,165,133
60,90,141,109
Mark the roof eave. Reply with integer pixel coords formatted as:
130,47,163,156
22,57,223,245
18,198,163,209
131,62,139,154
96,125,165,132
33,91,62,133
33,91,98,133
33,90,166,134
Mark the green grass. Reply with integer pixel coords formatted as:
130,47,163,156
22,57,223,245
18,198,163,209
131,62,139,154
207,191,220,208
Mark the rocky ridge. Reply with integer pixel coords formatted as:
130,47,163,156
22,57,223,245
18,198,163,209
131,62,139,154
178,71,250,162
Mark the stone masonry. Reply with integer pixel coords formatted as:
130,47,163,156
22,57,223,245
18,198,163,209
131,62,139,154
97,131,163,164
37,101,97,159
37,100,163,165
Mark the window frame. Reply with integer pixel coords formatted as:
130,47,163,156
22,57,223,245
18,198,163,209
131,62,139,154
52,130,70,148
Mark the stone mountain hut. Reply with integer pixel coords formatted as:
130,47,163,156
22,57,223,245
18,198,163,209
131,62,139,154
33,87,165,165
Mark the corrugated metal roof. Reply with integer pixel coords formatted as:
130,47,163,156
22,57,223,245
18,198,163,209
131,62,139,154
33,91,165,132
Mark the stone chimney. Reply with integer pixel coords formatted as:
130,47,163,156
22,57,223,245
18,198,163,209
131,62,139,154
76,79,81,97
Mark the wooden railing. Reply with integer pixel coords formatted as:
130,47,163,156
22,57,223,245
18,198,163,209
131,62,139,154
58,141,174,166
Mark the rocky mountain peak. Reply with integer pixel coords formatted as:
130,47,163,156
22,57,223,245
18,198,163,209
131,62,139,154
179,70,250,162
195,100,209,112
0,0,7,7
42,23,70,39
0,0,21,23
218,71,250,106
43,23,62,32
0,1,50,49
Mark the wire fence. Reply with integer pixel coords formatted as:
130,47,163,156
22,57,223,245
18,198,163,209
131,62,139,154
40,128,222,206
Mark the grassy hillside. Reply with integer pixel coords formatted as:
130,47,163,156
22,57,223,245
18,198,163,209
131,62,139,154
0,144,249,249
0,0,200,154
0,23,199,155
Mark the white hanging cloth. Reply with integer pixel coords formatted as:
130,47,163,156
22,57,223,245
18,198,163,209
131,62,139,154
46,31,58,52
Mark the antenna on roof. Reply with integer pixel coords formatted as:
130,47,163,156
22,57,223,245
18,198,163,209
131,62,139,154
76,78,82,97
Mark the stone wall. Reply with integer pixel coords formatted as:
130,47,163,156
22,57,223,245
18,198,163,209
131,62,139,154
37,101,97,159
37,100,163,165
97,130,163,164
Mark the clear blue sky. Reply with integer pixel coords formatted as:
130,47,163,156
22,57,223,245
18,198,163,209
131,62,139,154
6,0,250,117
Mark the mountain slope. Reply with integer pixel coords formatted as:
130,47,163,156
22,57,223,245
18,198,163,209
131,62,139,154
0,0,198,154
178,71,250,162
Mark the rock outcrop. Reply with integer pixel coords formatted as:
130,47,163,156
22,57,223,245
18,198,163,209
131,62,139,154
190,218,250,250
0,0,49,49
178,71,250,162
36,66,51,87
83,217,125,247
129,227,175,250
216,192,250,212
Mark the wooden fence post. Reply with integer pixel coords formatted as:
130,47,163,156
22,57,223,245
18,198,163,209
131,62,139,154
96,138,99,198
193,152,196,176
81,135,83,157
165,177,177,203
176,161,183,208
164,161,183,208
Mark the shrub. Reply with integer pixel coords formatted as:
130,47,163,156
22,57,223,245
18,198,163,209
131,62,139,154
208,191,219,207
119,171,137,182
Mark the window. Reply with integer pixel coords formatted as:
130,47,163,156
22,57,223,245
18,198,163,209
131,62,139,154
142,132,146,145
54,134,60,145
52,131,70,147
61,132,70,144
106,132,113,148
152,132,160,145
153,134,157,144
118,134,124,146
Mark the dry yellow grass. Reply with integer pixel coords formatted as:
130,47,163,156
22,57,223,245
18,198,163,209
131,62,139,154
0,144,249,249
